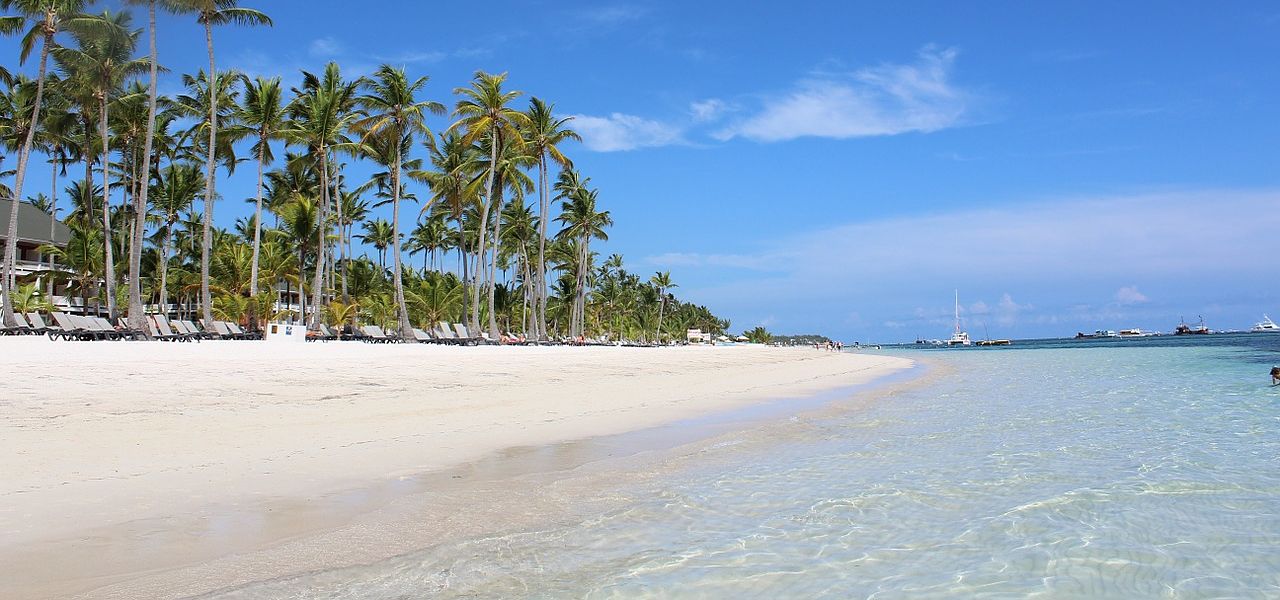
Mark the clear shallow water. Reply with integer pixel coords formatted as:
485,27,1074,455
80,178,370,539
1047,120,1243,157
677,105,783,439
215,335,1280,598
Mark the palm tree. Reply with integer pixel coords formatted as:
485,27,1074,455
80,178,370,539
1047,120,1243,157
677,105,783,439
54,10,146,320
650,270,676,341
449,70,529,335
235,74,284,300
555,173,611,338
35,81,77,295
118,0,162,332
476,135,533,338
353,64,443,338
406,214,448,273
0,0,93,326
523,97,577,340
149,161,199,312
356,218,393,268
418,131,480,320
169,0,270,325
282,61,359,329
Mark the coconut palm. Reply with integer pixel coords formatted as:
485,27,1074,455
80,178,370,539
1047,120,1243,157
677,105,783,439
235,74,284,298
356,218,393,268
555,173,611,338
522,96,577,340
168,0,270,325
650,270,676,341
149,161,199,311
0,0,94,326
417,130,480,320
352,64,443,338
282,61,359,329
406,214,448,273
475,135,533,338
54,10,146,320
35,79,77,295
448,70,529,334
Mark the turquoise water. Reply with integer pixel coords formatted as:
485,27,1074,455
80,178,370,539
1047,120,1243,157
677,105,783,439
215,335,1280,598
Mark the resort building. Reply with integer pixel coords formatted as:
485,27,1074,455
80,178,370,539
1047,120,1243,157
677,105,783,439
0,200,78,311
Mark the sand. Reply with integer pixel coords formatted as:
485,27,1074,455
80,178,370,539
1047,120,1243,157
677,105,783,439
0,337,911,598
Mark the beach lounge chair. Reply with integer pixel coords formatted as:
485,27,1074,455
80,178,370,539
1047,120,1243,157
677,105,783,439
155,315,198,341
47,312,91,340
452,323,483,345
79,316,122,340
411,327,437,344
226,321,259,340
105,316,148,340
178,320,212,339
25,313,54,335
170,319,202,339
147,316,188,341
360,325,392,343
1,313,33,335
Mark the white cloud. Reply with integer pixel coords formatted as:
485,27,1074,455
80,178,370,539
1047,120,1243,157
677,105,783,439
690,99,727,122
716,46,970,142
1115,285,1149,305
309,36,343,58
571,113,683,152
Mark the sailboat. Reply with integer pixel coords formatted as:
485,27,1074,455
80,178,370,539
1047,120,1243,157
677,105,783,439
947,290,971,346
976,322,1011,346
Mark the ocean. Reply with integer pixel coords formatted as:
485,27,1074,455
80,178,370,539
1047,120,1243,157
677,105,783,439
212,334,1280,598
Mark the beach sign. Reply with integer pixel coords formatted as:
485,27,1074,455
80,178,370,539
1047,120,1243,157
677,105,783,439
265,322,307,344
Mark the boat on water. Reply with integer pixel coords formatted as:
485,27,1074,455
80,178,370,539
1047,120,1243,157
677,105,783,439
1175,316,1210,335
1075,330,1118,339
1118,328,1145,337
1252,315,1280,333
947,290,971,346
976,339,1011,346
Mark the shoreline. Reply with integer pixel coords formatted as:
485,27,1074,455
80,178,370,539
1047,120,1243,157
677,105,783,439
0,339,913,599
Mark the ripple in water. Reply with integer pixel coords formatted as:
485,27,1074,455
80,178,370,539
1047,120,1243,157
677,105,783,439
212,344,1280,598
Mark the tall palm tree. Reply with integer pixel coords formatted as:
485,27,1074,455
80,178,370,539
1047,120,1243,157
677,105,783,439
169,0,270,325
236,74,284,300
283,61,359,329
0,0,92,326
119,0,162,331
406,214,448,273
149,161,199,312
476,136,533,338
54,10,145,320
418,131,480,321
35,81,78,295
555,173,611,338
353,64,443,338
449,70,529,334
523,96,577,340
650,270,676,341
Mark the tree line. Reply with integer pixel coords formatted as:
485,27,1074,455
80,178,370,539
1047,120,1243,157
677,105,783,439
0,0,729,341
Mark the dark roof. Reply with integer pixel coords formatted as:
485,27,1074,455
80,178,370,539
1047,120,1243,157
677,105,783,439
0,200,71,246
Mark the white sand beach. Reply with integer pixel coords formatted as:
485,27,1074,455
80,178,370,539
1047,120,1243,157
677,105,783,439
0,339,910,598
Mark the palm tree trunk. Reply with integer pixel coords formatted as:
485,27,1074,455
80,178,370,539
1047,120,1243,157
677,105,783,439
391,147,412,338
472,129,500,331
127,0,159,334
308,146,329,329
200,21,217,325
47,156,58,298
486,188,503,339
158,223,172,314
535,154,549,340
655,293,665,341
249,135,265,299
99,97,117,320
2,30,53,327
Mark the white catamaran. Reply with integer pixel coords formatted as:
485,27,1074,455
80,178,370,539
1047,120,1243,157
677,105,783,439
947,290,971,346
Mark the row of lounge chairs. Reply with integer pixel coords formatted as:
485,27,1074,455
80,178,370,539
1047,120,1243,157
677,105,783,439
0,312,263,341
307,322,497,345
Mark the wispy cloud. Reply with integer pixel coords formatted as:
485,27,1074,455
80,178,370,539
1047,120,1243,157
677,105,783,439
570,113,684,152
689,98,728,122
575,4,648,25
308,36,343,58
1115,285,1149,305
715,46,972,142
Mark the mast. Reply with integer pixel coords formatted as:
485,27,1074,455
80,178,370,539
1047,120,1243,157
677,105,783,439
954,289,961,335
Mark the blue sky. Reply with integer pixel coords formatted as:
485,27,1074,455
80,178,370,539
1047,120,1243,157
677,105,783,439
6,1,1280,341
